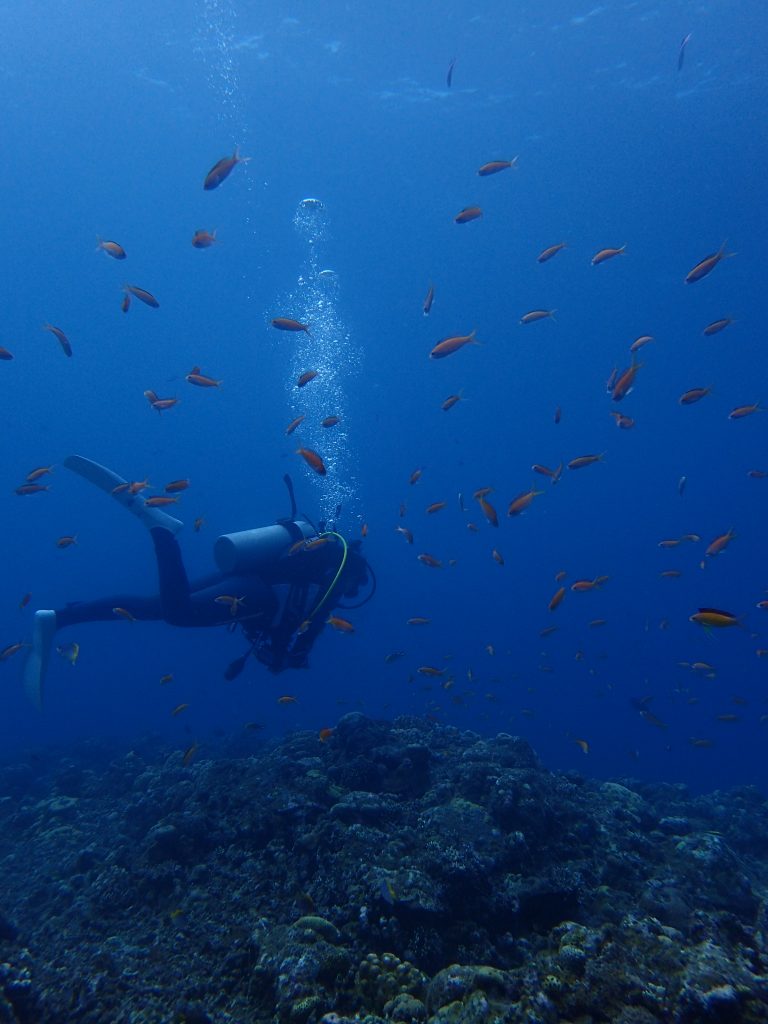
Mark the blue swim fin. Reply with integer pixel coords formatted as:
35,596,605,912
23,610,57,710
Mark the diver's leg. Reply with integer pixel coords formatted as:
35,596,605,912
183,574,278,628
24,594,164,709
150,527,194,624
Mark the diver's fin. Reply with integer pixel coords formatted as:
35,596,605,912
64,455,183,534
23,610,57,710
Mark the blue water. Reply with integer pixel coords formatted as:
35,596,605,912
1,0,766,794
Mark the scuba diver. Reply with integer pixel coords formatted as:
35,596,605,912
23,455,373,708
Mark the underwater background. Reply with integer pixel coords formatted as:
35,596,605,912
1,0,767,796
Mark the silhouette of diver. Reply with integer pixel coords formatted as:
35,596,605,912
23,456,373,708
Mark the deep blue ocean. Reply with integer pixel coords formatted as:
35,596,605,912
1,0,766,794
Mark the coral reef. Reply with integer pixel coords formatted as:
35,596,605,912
0,714,767,1022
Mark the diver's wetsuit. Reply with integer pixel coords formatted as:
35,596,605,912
53,527,367,672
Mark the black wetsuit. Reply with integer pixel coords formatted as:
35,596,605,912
54,527,368,673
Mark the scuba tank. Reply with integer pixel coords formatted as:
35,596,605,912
214,520,316,574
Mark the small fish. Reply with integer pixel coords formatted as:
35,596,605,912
589,618,607,627
520,309,556,325
612,361,641,402
0,346,13,359
18,593,32,609
555,570,567,582
685,243,734,284
478,496,498,526
491,549,504,565
326,615,354,633
574,738,589,755
285,415,306,436
95,237,126,260
441,393,463,411
568,453,604,470
192,229,217,248
318,727,334,742
417,553,442,568
159,674,174,685
56,535,77,549
591,245,625,266
203,146,250,190
409,468,423,485
145,496,179,507
537,242,566,263
660,570,682,578
214,595,247,616
171,703,190,716
678,32,692,71
570,578,607,592
42,323,72,357
679,387,712,405
548,587,566,612
430,330,478,359
277,695,297,704
423,284,435,316
446,56,456,87
690,607,740,628
182,743,199,766
630,335,654,353
272,317,311,334
121,293,131,313
0,642,27,661
148,396,180,413
702,318,733,336
113,607,137,622
164,479,190,493
321,416,340,428
384,651,405,664
610,411,635,429
128,479,150,494
407,617,431,626
297,370,318,388
554,405,562,424
417,666,445,677
26,466,54,482
477,158,518,176
395,526,413,544
454,207,483,225
185,366,222,387
747,470,767,479
56,641,79,665
193,517,205,532
380,877,399,905
426,501,447,514
689,737,714,749
729,402,762,420
507,490,543,516
15,483,50,496
124,285,159,308
296,448,326,476
705,528,736,558
678,475,687,497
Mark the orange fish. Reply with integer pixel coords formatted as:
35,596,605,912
422,284,435,316
417,666,445,677
159,674,174,685
182,743,199,766
570,578,606,592
537,242,566,263
318,727,334,742
126,479,150,495
491,549,504,565
164,479,190,493
26,466,54,482
429,330,478,359
15,483,50,496
679,387,712,405
705,528,736,558
43,323,72,357
19,592,32,609
192,229,217,248
548,586,566,612
473,487,493,500
321,416,340,428
95,237,126,260
193,517,205,532
395,526,413,544
285,415,306,435
574,739,589,755
629,335,654,352
272,317,311,334
660,570,682,578
507,490,543,516
409,468,423,485
203,146,250,190
124,285,159,308
685,242,734,284
520,309,556,325
296,448,326,476
612,362,641,401
56,535,77,549
214,595,247,616
171,703,189,716
531,464,556,478
441,393,463,411
297,370,318,388
0,642,27,661
326,615,354,633
610,411,635,429
478,496,498,526
277,695,298,704
113,607,137,622
477,158,517,176
454,207,482,224
729,402,762,420
747,470,767,479
702,318,733,336
567,454,604,470
426,501,447,514
121,294,131,313
150,397,179,413
591,245,625,265
417,553,442,568
186,366,222,387
145,496,179,507
407,617,431,626
689,607,740,628
361,522,368,537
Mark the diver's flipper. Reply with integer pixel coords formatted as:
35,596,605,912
64,455,183,534
23,610,57,710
